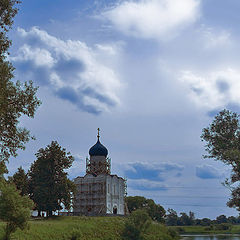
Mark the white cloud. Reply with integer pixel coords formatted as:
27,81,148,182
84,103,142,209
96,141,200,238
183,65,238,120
128,179,168,191
180,68,240,110
11,27,122,114
103,0,200,40
12,44,55,67
200,28,232,49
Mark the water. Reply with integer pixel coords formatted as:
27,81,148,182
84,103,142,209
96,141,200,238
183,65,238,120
181,235,240,240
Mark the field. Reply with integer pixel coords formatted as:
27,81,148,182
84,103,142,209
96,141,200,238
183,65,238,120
170,225,240,235
0,216,178,240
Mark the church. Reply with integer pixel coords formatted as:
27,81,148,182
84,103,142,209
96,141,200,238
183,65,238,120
73,129,126,215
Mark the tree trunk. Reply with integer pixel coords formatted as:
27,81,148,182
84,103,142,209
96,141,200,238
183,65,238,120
4,222,14,240
49,210,52,217
47,210,52,217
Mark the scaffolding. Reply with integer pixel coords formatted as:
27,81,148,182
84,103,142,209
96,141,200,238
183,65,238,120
123,178,127,197
86,157,111,175
74,180,107,215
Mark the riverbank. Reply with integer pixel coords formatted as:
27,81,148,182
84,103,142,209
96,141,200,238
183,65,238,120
170,225,240,235
180,234,240,240
0,216,179,240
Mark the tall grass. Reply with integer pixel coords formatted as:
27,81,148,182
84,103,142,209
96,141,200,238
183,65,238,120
0,216,178,240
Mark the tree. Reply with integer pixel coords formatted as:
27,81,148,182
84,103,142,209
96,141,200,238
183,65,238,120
0,1,40,238
8,166,29,196
178,212,195,226
125,196,166,222
126,196,146,212
28,141,75,216
121,209,151,240
200,218,211,226
216,214,228,224
145,199,166,223
0,0,41,168
165,208,178,226
228,216,237,224
0,0,20,56
0,181,33,240
201,109,240,210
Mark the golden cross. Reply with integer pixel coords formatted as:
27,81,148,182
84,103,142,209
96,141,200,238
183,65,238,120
97,128,100,139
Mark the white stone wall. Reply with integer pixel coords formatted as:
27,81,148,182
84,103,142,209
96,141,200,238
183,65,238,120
74,169,125,215
106,175,125,215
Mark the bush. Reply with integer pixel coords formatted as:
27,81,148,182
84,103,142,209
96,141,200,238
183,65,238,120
204,225,213,231
0,181,34,240
174,227,185,234
167,228,179,239
214,223,232,231
121,209,151,240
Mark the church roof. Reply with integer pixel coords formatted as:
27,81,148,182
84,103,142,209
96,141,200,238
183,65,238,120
89,129,108,157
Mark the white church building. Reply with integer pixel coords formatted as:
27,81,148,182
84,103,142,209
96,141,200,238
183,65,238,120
73,129,126,215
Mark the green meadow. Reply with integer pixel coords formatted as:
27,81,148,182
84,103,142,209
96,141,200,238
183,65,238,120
170,225,240,235
0,216,178,240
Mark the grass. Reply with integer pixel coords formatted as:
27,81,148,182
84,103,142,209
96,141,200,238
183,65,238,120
0,216,179,240
170,225,240,235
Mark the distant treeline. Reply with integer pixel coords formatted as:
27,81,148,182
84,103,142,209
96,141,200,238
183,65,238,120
125,196,240,226
165,209,240,226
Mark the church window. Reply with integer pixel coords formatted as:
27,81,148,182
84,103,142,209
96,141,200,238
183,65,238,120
108,184,110,193
114,184,115,195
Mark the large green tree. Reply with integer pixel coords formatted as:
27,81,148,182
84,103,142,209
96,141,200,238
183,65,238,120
201,109,240,210
0,0,41,167
29,141,75,216
0,1,40,238
126,196,166,222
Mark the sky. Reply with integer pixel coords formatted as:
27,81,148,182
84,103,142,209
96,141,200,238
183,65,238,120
6,0,240,219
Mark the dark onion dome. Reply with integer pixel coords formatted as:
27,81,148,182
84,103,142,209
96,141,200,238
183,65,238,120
89,138,108,157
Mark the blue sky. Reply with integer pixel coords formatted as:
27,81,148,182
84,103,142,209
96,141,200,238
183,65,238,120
7,0,240,219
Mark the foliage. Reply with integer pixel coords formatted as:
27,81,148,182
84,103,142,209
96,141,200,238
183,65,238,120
165,209,195,226
8,166,29,195
0,0,40,170
0,79,40,163
198,218,211,226
174,227,185,234
201,109,240,210
216,214,228,224
201,109,240,163
166,211,240,228
0,0,21,56
125,196,166,222
144,224,180,240
170,223,238,235
121,209,151,240
214,223,232,231
178,211,195,226
0,1,40,239
28,141,75,216
166,209,178,226
126,196,146,212
0,180,34,240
